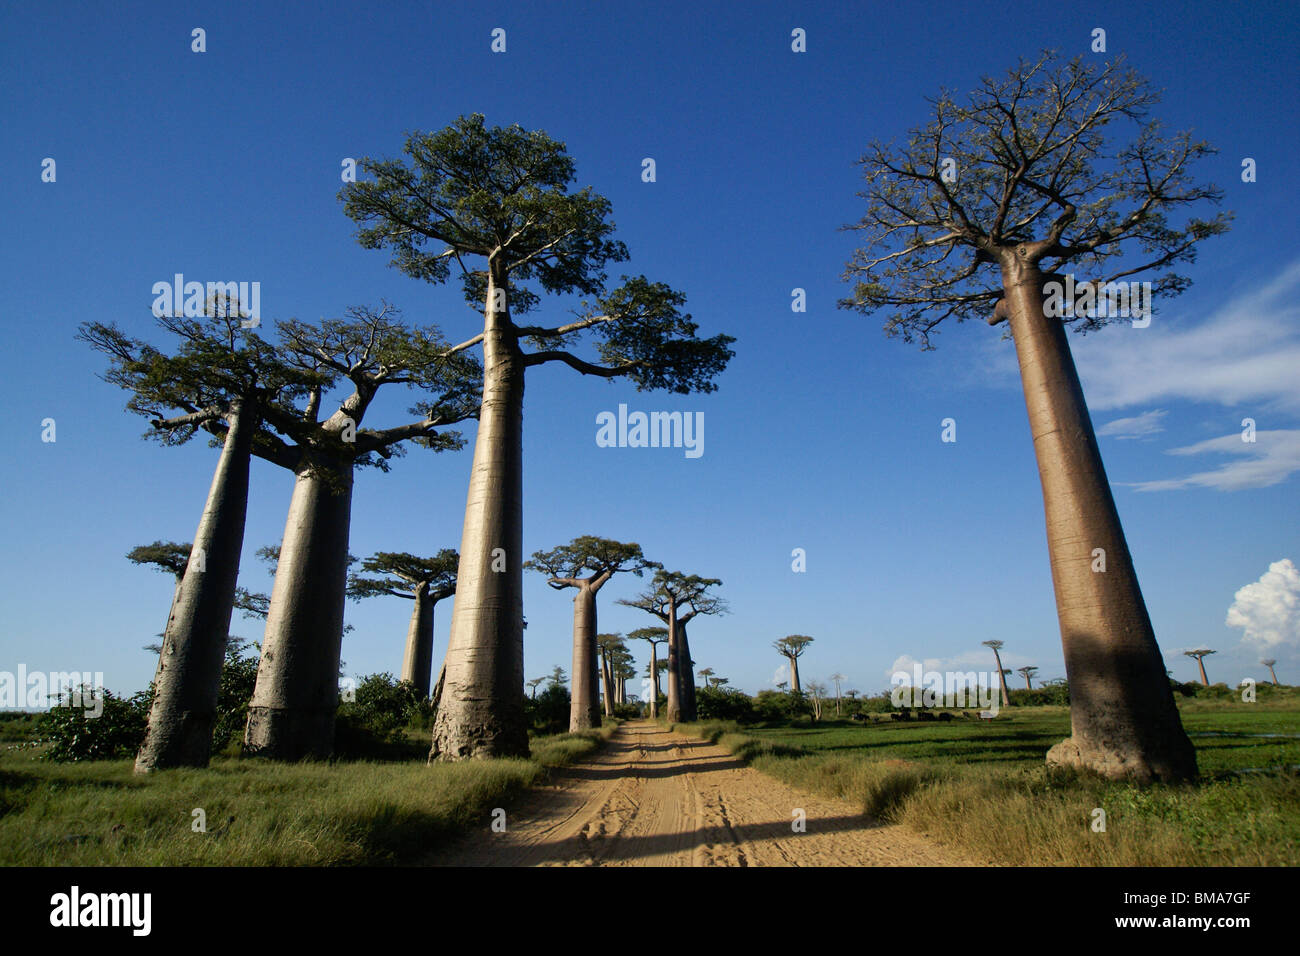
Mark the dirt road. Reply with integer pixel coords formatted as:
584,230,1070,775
424,720,973,866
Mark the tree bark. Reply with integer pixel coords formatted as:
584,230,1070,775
1002,256,1196,783
400,585,435,697
648,643,660,718
1197,658,1209,686
135,399,258,772
788,655,801,696
569,585,601,731
243,452,354,760
664,603,681,723
1267,664,1279,686
600,648,614,717
430,260,528,759
990,646,1011,708
677,622,697,721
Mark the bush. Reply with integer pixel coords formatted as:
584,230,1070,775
212,640,260,753
612,702,641,719
334,673,426,758
37,686,150,762
524,683,571,735
696,686,755,722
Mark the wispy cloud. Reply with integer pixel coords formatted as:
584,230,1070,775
1123,429,1300,491
1070,260,1300,413
1097,409,1167,440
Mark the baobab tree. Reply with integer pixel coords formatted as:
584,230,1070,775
595,634,626,716
839,53,1226,782
126,540,192,681
611,646,637,704
342,115,735,759
697,667,715,688
629,627,669,717
526,676,546,699
619,571,726,722
829,672,847,715
81,305,323,771
237,306,479,760
982,641,1013,709
525,537,659,730
1018,665,1039,690
1261,659,1279,686
346,550,459,697
1184,649,1216,686
773,636,814,695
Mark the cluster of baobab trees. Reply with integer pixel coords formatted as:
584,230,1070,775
95,49,1233,786
87,113,734,771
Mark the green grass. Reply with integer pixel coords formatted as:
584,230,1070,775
673,694,1300,866
0,722,619,866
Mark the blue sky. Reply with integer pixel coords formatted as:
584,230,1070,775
2,0,1298,705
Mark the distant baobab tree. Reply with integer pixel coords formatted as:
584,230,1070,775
347,550,459,698
840,52,1228,782
595,634,625,715
829,673,847,715
1184,649,1217,686
526,677,546,699
526,537,659,730
342,115,735,760
1261,659,1279,686
698,667,715,688
619,571,726,722
1018,666,1039,690
82,305,323,772
982,641,1012,708
629,627,669,717
773,636,814,695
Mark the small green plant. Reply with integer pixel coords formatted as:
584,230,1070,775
37,686,149,762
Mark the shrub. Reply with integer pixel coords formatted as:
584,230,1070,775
524,683,571,735
212,640,260,753
334,673,425,758
37,686,150,762
697,686,755,722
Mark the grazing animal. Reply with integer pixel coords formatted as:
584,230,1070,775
917,710,937,722
937,711,954,722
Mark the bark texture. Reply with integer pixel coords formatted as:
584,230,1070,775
430,263,528,759
569,586,602,731
664,604,681,723
243,454,354,759
990,646,1011,708
400,585,436,697
676,622,697,721
135,400,257,772
1003,257,1196,782
648,643,660,718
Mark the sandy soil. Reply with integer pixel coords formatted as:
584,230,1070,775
423,719,976,866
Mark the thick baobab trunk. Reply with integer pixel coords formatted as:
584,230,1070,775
990,647,1011,708
135,400,257,772
664,604,681,723
400,585,435,697
1266,664,1279,686
569,585,601,731
243,454,354,760
430,262,528,759
1196,658,1210,686
1002,258,1196,783
677,622,697,721
1023,673,1033,690
788,656,802,696
648,643,660,718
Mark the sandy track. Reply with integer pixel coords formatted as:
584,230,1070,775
423,720,973,866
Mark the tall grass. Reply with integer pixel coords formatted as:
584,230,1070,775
0,723,618,866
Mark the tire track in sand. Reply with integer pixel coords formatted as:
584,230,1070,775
422,719,976,867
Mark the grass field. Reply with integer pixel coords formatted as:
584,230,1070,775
0,723,617,866
674,693,1300,866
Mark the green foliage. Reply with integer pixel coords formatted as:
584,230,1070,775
212,640,260,753
334,673,427,758
524,683,571,735
36,687,150,763
696,686,755,723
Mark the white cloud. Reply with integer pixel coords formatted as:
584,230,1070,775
1226,559,1300,654
1123,429,1300,492
1098,409,1167,439
1071,260,1300,413
976,259,1300,414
